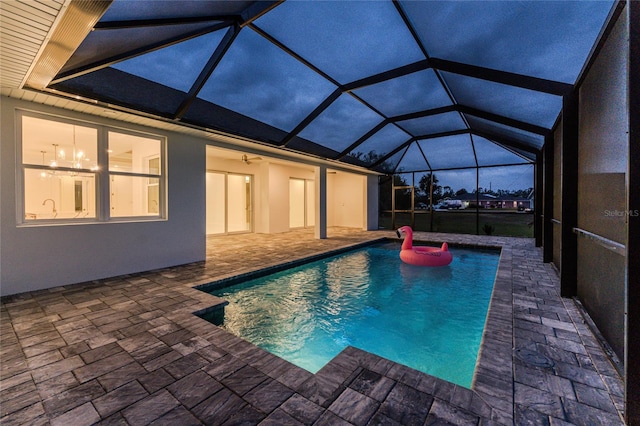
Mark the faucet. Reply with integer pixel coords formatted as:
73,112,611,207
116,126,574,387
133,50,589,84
42,199,57,217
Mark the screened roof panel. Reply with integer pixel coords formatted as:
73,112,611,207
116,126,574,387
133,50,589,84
182,97,288,145
100,0,253,22
374,147,407,174
197,29,337,132
465,116,545,150
60,22,221,75
286,137,341,160
353,69,451,117
509,147,537,162
112,30,227,93
478,164,534,192
435,168,477,193
472,136,531,167
53,68,187,117
397,112,467,137
254,1,425,84
298,93,384,152
419,134,477,170
443,72,563,129
400,0,613,84
395,142,429,172
346,124,411,165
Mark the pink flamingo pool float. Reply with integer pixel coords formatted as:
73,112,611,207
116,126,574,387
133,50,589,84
395,226,453,267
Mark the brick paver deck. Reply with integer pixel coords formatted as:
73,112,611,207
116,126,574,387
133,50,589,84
0,228,625,425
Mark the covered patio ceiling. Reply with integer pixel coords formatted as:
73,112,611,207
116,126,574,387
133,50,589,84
43,0,616,174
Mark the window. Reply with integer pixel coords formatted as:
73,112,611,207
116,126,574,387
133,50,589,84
19,111,165,223
108,131,163,217
21,115,99,220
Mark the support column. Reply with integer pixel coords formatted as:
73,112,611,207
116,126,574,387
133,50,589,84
476,167,480,235
364,174,379,231
534,152,543,247
543,136,554,263
560,92,579,297
626,1,639,423
315,165,327,239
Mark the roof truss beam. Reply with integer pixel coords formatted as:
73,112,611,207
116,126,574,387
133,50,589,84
472,129,540,155
342,60,430,92
458,105,550,136
335,120,391,160
250,23,340,86
430,57,573,96
174,24,240,119
51,22,230,85
280,88,343,147
93,16,238,30
240,1,283,27
390,105,458,123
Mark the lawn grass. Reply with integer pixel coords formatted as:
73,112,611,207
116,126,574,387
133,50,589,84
379,210,534,238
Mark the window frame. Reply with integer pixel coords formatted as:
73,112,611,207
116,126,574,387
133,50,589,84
17,110,167,225
106,128,166,220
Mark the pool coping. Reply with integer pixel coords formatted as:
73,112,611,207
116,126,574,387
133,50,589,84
192,237,513,424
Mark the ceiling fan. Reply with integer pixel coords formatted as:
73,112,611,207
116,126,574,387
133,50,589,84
241,154,262,165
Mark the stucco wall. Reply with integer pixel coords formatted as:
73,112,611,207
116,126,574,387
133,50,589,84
576,9,628,360
267,162,315,233
1,97,205,296
327,172,364,228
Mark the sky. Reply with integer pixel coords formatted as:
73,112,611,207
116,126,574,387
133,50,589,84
74,0,613,190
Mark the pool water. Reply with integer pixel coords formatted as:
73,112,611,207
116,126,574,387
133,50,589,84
207,242,499,387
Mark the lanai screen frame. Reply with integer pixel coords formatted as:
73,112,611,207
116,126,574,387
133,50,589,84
45,0,618,177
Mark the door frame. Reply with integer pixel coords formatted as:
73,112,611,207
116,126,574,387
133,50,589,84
206,170,254,235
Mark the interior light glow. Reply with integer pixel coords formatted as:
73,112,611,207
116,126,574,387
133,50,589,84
50,144,59,167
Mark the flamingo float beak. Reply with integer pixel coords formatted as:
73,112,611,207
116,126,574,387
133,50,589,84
395,229,402,238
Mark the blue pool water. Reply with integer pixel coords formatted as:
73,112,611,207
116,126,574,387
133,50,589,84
207,242,500,387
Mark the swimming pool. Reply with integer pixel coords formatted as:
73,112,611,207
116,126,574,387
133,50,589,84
201,241,500,388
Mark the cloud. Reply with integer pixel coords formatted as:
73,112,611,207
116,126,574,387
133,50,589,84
198,28,336,132
401,0,613,83
255,0,425,84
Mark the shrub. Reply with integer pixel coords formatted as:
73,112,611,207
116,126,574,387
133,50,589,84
483,223,495,235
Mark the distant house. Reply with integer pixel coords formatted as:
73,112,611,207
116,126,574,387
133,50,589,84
441,193,533,210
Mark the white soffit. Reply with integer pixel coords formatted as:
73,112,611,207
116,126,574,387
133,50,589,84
0,0,111,90
1,0,68,88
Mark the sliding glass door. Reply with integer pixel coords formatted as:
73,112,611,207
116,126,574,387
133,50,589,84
289,178,315,229
206,172,252,235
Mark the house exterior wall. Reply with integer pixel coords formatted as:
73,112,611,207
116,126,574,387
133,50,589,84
327,172,364,228
1,97,205,296
576,9,629,360
206,152,318,234
266,162,316,233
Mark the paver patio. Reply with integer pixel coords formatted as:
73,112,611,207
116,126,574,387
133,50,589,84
0,228,625,425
